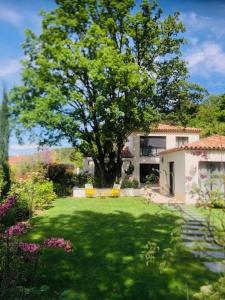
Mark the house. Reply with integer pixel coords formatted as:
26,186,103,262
159,135,225,204
83,124,225,204
84,123,201,183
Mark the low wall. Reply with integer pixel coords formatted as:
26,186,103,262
73,187,144,198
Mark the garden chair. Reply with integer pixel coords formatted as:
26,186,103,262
111,184,120,197
85,184,96,198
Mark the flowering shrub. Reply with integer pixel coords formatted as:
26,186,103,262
43,238,73,252
0,194,17,218
10,172,56,219
0,194,73,299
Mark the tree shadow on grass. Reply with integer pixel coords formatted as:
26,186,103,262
27,210,217,300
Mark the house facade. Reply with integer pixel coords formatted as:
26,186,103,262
83,124,225,204
84,123,201,183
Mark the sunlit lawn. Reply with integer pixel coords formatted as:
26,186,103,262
26,197,217,300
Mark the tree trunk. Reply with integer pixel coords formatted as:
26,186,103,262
93,152,123,187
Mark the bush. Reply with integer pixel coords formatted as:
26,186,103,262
45,163,75,196
10,172,56,220
73,172,93,188
0,194,73,299
146,174,159,184
121,176,139,188
211,198,225,209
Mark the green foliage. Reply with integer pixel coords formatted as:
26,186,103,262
146,173,158,184
11,0,204,186
69,150,83,169
208,189,225,209
0,166,6,198
55,148,84,168
189,94,225,136
45,163,75,196
10,173,56,218
11,158,47,182
194,276,225,299
0,87,10,197
121,176,139,188
125,162,135,176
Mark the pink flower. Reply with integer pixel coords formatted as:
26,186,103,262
43,238,73,252
6,222,29,237
19,242,41,254
186,176,192,182
0,194,17,218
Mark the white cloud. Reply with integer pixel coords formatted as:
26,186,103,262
0,59,21,78
186,41,225,76
181,12,225,38
0,6,22,27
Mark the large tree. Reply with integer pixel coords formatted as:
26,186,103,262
11,0,204,186
0,87,10,197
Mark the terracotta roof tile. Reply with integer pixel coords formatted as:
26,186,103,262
9,155,27,165
160,135,225,155
154,123,201,133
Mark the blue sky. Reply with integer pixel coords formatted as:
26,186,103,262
0,0,225,155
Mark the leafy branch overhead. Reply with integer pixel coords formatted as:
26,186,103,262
11,0,205,186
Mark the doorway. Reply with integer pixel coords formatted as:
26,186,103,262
169,162,175,195
140,164,159,184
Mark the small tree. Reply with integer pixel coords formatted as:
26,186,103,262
0,87,10,198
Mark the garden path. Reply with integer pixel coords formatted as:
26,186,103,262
168,205,225,274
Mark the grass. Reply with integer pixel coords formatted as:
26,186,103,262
190,205,225,230
26,197,218,300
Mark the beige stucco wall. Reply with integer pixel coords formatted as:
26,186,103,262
125,131,199,181
84,131,200,182
185,150,225,204
160,151,186,202
160,149,225,204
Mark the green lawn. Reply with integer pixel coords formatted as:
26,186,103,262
26,197,217,300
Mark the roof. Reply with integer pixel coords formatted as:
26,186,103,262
9,155,27,165
160,135,225,155
121,146,134,158
154,123,201,133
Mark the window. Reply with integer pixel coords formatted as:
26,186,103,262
140,136,166,156
199,162,225,195
176,136,189,147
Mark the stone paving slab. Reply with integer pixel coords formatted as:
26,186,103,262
184,241,223,250
191,250,225,259
181,234,214,242
185,221,206,226
203,262,225,273
182,224,205,230
182,229,211,236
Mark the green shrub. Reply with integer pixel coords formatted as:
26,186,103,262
121,176,139,188
146,174,159,184
207,190,225,209
125,162,134,176
132,178,139,188
45,163,75,196
73,172,93,187
10,172,56,220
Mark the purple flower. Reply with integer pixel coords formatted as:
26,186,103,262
0,194,17,218
43,238,73,252
6,222,29,237
19,242,41,254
